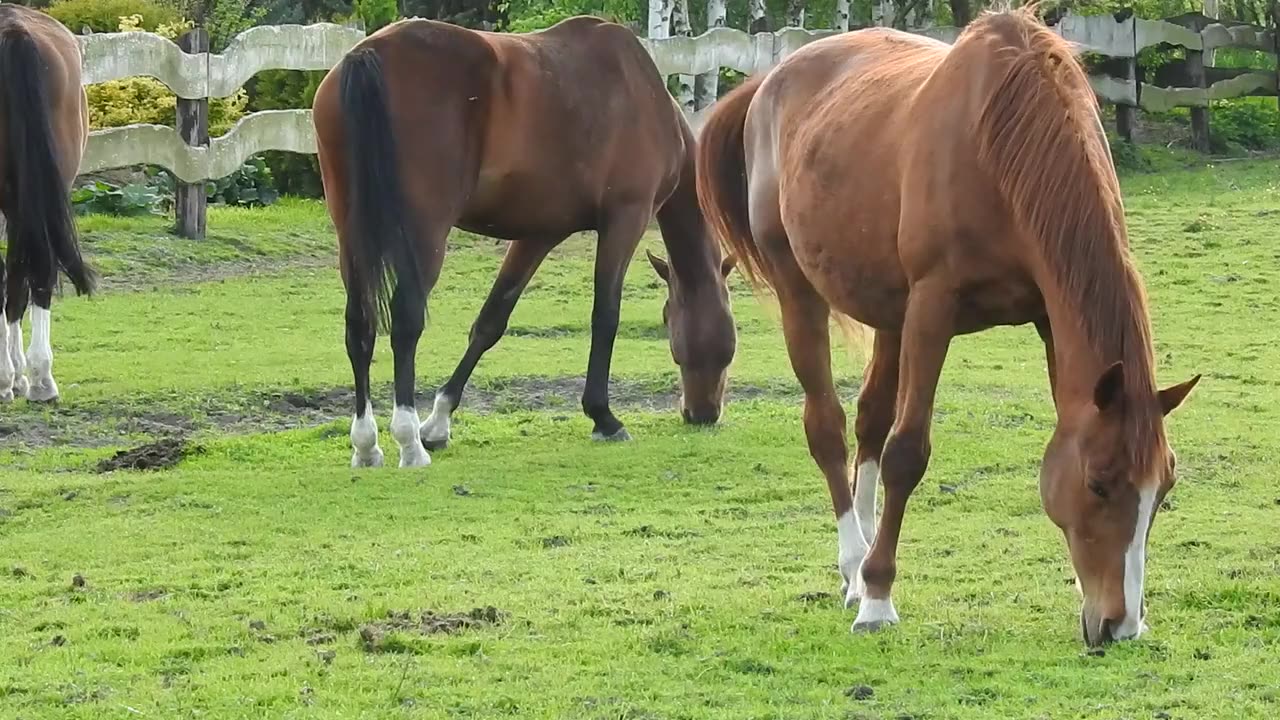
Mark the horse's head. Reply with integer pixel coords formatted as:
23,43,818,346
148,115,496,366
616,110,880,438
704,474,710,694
645,249,737,425
1039,361,1200,647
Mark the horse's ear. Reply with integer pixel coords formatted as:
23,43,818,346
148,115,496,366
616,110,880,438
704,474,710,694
1158,374,1201,416
646,249,670,282
720,254,737,278
1093,361,1125,413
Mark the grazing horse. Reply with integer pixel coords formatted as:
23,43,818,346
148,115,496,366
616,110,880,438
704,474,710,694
0,4,95,404
696,7,1201,646
312,15,736,468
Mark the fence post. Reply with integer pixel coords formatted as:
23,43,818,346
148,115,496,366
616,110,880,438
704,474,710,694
1116,57,1137,142
1186,44,1210,152
175,28,209,239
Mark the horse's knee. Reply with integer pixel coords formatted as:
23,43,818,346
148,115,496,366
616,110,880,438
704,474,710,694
880,427,930,493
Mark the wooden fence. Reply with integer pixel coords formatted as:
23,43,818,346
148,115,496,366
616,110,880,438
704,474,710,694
78,10,1277,235
79,23,364,238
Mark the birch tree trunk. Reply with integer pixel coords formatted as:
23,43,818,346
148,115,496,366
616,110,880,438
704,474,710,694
786,0,806,27
671,0,694,116
648,0,672,107
748,0,768,33
1204,0,1219,66
695,0,727,110
835,0,850,31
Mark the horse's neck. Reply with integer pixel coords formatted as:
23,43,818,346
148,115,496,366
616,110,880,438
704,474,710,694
1042,287,1156,412
656,180,722,290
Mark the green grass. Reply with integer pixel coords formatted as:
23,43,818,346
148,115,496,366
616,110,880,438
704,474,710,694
2,156,1278,719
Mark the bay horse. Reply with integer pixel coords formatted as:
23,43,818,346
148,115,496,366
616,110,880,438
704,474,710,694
0,4,95,404
312,15,736,468
696,7,1201,646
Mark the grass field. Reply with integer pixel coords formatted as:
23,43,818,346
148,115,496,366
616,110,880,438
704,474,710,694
2,154,1278,719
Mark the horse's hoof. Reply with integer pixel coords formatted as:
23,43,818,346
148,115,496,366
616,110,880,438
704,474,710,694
421,433,449,452
398,445,432,468
25,379,57,404
351,447,385,468
591,427,632,442
851,619,894,634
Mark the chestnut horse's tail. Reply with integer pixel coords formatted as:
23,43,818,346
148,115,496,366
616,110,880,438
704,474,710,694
337,47,422,333
0,24,94,296
696,75,770,293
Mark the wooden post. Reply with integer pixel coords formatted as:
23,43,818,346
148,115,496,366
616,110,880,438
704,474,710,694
1186,45,1210,153
1116,59,1137,142
175,28,209,239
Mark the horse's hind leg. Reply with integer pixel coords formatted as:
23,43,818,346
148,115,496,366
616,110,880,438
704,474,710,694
421,238,560,450
849,331,902,587
4,266,29,400
0,254,11,402
582,204,652,442
345,280,383,468
387,252,436,469
760,243,866,608
25,286,58,403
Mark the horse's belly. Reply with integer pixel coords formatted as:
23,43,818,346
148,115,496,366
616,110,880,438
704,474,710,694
461,170,594,239
791,232,910,331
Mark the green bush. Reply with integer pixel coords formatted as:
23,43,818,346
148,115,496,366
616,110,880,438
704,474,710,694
206,157,281,207
1210,97,1280,154
246,69,327,197
72,178,167,216
45,0,177,32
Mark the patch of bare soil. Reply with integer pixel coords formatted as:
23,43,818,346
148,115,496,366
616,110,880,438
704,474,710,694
3,376,862,451
94,438,203,473
358,606,505,652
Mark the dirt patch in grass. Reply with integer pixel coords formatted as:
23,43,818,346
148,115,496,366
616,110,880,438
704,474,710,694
95,438,203,473
358,607,505,653
2,375,862,450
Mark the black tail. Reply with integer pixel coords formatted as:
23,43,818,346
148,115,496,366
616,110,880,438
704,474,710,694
0,25,94,296
337,47,420,333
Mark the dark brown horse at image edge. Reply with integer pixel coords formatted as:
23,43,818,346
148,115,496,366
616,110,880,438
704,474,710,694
313,15,736,468
696,7,1201,647
0,3,96,406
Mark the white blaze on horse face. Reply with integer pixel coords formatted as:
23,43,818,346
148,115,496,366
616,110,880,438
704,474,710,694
350,403,383,468
854,460,879,546
837,510,869,607
390,404,431,468
1113,485,1157,640
419,393,453,448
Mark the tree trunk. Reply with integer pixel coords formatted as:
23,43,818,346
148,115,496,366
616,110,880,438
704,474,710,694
695,0,727,110
835,0,850,31
949,0,971,27
786,0,806,27
671,0,694,116
748,0,769,33
1204,0,1219,67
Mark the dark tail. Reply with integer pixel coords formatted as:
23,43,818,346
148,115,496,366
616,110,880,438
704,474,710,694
695,75,771,294
0,25,95,296
337,47,421,333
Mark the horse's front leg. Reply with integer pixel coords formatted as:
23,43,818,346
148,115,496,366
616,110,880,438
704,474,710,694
581,205,650,442
421,239,559,450
855,282,955,632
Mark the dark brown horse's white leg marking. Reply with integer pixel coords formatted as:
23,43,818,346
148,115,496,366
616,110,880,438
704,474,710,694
0,7,96,404
697,8,1202,646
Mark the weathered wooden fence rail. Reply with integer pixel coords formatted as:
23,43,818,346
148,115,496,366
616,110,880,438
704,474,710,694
77,11,1276,233
79,22,364,237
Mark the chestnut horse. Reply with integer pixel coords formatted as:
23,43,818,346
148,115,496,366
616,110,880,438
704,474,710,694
313,16,736,468
0,4,95,404
697,7,1200,646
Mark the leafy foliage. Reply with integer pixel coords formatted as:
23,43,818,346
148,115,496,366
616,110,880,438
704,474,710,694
205,157,282,207
71,179,167,217
354,0,398,30
44,0,177,32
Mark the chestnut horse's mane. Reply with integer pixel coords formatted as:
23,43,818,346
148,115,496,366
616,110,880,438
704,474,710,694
971,6,1161,466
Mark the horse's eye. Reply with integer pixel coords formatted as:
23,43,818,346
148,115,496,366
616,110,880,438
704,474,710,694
1088,480,1108,500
